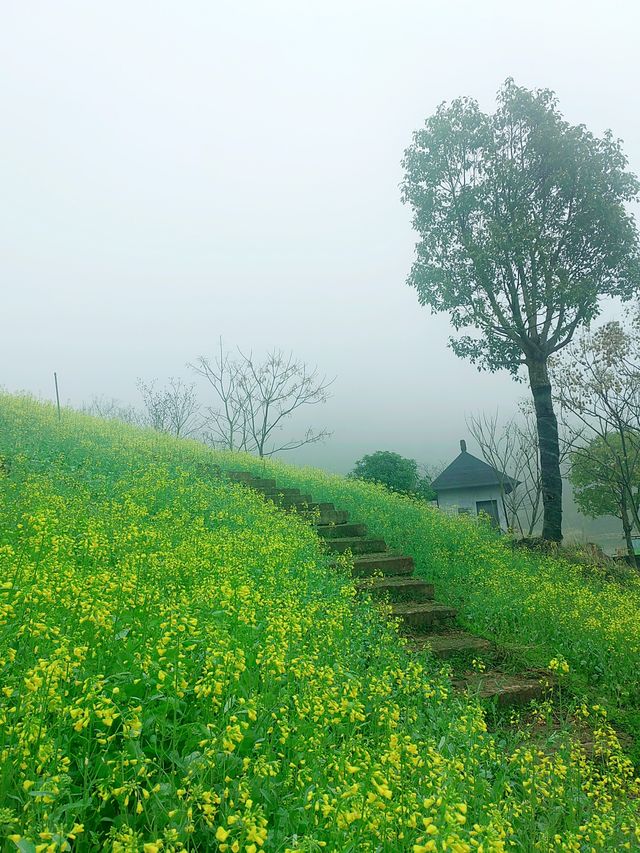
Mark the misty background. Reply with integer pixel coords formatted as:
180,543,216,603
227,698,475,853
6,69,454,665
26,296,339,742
2,1,639,545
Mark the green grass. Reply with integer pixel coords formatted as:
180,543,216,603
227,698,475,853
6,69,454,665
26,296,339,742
211,449,640,752
0,394,639,851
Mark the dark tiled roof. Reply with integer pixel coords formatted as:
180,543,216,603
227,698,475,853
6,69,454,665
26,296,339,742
431,450,519,493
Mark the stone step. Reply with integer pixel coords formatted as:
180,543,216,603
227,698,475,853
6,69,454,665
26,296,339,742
324,537,387,555
349,553,414,577
391,602,456,631
410,631,493,659
356,576,434,602
227,472,280,491
454,671,547,708
316,522,368,538
259,487,302,498
315,508,349,525
278,494,314,508
249,477,277,490
227,470,254,483
297,502,349,521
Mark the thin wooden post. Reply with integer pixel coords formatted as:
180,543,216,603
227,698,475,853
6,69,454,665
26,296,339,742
54,372,61,421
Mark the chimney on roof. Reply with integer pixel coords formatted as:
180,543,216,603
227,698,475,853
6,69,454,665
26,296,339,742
460,439,467,453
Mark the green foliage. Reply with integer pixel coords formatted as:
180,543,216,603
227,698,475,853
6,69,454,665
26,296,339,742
350,450,419,493
569,433,640,565
569,435,633,520
349,451,437,500
415,474,437,502
401,78,640,375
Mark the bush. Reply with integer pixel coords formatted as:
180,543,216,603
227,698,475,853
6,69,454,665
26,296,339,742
350,450,436,500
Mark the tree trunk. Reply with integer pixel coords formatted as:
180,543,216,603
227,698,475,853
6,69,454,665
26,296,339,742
617,427,640,533
624,479,640,533
527,357,563,542
621,495,638,569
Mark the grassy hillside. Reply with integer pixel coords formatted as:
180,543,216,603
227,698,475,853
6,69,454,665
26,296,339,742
0,396,639,851
225,455,640,745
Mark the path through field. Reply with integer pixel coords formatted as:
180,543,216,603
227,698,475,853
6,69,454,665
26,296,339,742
229,471,552,709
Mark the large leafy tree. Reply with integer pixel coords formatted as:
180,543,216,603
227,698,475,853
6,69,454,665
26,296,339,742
402,80,640,540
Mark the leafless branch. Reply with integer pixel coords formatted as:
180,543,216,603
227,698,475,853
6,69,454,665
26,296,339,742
552,316,640,550
467,405,548,537
81,396,141,425
191,342,334,457
137,377,201,438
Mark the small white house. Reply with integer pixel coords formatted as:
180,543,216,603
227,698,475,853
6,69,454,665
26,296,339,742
431,440,519,530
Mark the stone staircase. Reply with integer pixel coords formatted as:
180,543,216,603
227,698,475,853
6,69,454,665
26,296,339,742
228,471,549,707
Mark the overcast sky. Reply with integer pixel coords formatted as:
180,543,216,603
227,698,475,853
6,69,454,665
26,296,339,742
2,0,639,473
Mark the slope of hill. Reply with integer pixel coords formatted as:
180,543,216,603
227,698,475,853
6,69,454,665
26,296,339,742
0,395,638,851
227,456,640,743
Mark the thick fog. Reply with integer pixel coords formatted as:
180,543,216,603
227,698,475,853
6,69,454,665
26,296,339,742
2,1,638,483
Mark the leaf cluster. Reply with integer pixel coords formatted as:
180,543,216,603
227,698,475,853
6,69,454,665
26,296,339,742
349,450,436,499
402,79,640,373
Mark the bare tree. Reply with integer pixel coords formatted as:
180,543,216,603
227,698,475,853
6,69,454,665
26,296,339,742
81,396,140,425
191,343,333,457
137,378,200,438
467,409,534,536
190,340,252,451
466,404,572,537
238,349,332,456
553,314,640,537
419,461,447,501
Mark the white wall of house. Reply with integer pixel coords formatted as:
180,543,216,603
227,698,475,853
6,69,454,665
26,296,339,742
436,485,509,529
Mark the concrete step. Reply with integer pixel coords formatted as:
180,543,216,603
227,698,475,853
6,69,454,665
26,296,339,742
298,502,351,523
324,537,387,555
227,470,254,483
315,508,349,525
356,576,434,602
410,631,493,659
454,671,547,708
349,553,414,577
227,472,279,491
391,601,456,631
259,487,301,498
278,495,313,508
316,522,367,538
250,477,277,490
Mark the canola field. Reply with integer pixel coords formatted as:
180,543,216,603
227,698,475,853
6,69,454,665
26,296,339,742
1,396,639,852
228,457,640,747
